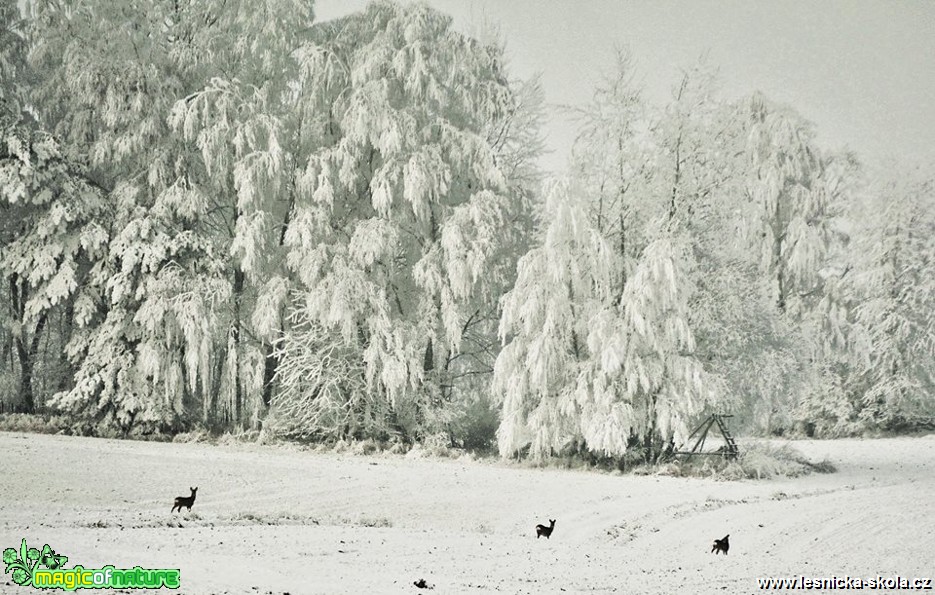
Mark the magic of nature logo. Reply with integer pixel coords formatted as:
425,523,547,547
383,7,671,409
3,538,180,591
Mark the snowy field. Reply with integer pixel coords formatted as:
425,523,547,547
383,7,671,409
1,432,934,594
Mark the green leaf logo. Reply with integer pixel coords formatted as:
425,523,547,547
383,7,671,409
2,538,34,586
11,567,29,585
39,544,68,570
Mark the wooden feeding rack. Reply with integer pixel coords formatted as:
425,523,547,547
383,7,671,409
674,414,739,460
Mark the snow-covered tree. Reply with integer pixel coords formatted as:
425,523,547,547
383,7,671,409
11,0,536,438
270,1,533,442
843,168,935,431
1,0,108,413
160,0,318,428
0,124,110,414
566,49,655,247
6,0,916,448
744,93,841,317
0,0,30,409
494,179,606,457
495,51,877,457
495,60,731,461
495,184,715,460
742,94,863,433
24,0,313,431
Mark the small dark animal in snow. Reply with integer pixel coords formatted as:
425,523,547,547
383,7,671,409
536,519,556,539
711,534,730,555
413,578,433,589
171,487,198,513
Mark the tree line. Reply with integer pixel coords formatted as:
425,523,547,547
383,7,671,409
1,0,933,461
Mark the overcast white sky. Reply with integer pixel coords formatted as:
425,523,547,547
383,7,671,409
318,0,935,174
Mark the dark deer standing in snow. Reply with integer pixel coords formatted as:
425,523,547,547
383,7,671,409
535,519,556,539
171,487,198,513
711,534,729,555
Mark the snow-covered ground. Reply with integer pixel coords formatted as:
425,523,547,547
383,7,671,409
1,432,933,594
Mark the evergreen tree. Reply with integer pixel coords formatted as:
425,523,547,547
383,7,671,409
1,0,108,414
27,0,313,431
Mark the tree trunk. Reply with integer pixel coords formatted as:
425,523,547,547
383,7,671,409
776,267,786,313
668,76,687,224
423,338,434,372
232,265,245,429
260,182,297,413
261,342,278,408
57,302,75,392
14,338,34,413
14,310,48,413
643,390,660,463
